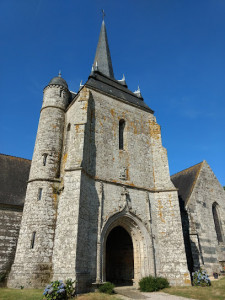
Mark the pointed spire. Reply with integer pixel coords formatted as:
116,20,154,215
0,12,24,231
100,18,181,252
93,19,114,78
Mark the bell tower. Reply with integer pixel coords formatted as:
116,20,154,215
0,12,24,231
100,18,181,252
8,19,191,291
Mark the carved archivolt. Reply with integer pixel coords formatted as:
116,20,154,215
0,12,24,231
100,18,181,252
100,211,155,284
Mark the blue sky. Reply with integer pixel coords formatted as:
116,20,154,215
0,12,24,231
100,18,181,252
0,0,224,185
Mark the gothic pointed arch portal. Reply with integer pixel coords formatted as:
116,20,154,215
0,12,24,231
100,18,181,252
101,212,155,286
106,226,134,285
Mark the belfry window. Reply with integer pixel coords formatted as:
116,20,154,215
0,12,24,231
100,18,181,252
31,231,36,249
212,202,224,243
38,188,42,201
42,153,48,166
119,119,125,150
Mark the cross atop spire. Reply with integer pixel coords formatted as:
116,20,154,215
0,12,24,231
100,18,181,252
93,18,114,79
102,9,105,21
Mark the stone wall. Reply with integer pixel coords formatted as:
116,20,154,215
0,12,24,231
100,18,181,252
0,207,22,277
57,87,190,290
8,83,191,290
187,161,225,274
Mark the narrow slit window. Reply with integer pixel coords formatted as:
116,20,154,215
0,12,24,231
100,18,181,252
38,188,42,201
212,203,224,243
119,119,125,150
64,123,71,153
42,153,48,166
31,231,36,249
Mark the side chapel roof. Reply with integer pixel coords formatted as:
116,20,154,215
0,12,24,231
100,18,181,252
0,154,31,207
171,161,204,205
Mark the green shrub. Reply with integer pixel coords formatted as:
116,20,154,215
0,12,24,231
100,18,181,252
43,278,76,300
139,276,169,292
98,282,115,294
192,269,211,287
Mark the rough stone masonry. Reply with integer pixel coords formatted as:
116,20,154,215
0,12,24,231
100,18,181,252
7,20,195,292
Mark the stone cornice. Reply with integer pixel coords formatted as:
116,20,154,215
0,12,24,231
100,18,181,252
43,84,69,93
28,178,61,183
40,105,65,113
64,167,178,193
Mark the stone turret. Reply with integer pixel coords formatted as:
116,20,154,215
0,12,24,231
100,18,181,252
29,74,69,180
8,74,70,288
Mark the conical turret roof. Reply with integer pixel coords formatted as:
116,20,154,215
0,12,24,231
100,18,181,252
93,20,114,78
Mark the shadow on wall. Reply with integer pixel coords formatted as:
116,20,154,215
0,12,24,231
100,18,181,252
75,92,99,292
178,196,201,278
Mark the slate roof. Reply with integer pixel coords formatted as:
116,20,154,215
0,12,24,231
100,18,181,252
85,71,154,113
171,161,204,205
69,19,154,114
0,154,31,207
49,76,68,89
93,20,114,78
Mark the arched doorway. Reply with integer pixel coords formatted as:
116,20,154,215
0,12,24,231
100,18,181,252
106,226,134,285
101,212,155,287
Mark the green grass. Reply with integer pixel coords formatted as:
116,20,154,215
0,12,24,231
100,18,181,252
0,288,43,300
0,289,122,300
163,277,225,300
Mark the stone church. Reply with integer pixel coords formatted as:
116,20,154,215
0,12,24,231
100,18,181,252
1,20,225,292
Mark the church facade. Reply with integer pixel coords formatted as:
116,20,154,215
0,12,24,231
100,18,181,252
3,20,224,292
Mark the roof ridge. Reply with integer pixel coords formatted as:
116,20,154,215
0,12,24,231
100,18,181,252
171,161,204,178
90,70,123,86
0,153,31,162
88,72,143,101
185,162,204,206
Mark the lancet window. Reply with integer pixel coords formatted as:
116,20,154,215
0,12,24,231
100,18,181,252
119,119,125,150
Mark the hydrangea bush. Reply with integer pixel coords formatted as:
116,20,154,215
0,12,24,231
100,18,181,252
192,269,211,287
43,278,76,300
